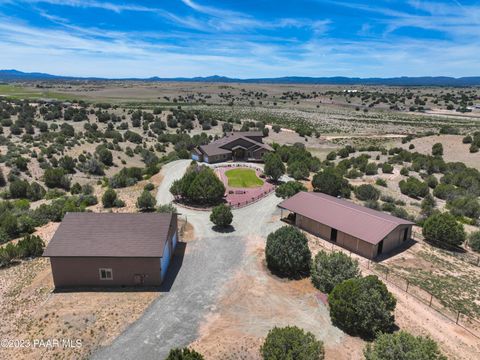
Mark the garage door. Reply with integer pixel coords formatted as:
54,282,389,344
161,242,171,281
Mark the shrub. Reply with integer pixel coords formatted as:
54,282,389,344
375,178,387,187
447,196,480,219
425,175,438,189
420,194,436,218
102,188,117,208
400,167,409,176
0,168,5,187
260,326,324,360
97,147,113,166
144,183,155,191
157,203,177,213
468,231,480,253
16,234,44,257
170,165,225,205
381,163,393,174
432,143,443,156
275,181,307,199
311,251,360,294
422,212,466,247
288,161,310,180
328,275,396,339
44,168,70,190
365,162,378,175
165,347,204,360
264,153,285,182
312,168,351,198
399,177,429,198
326,151,337,161
210,204,233,227
355,184,380,201
136,190,156,212
364,331,447,360
265,226,311,278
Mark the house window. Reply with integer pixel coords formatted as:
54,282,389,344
99,268,113,280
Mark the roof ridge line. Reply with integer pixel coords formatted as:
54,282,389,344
308,192,402,225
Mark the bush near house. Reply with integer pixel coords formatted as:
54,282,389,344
275,181,307,199
0,234,44,267
328,275,396,339
422,212,466,247
165,347,204,360
260,326,325,360
263,153,285,182
364,331,447,360
312,168,351,198
136,190,156,212
311,251,360,294
354,184,380,201
265,226,311,278
210,204,233,227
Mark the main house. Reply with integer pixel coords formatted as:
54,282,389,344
43,212,178,288
191,131,273,164
278,192,414,259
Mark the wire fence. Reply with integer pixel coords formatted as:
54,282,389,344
309,234,480,340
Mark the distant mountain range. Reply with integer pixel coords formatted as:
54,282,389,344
2,69,480,86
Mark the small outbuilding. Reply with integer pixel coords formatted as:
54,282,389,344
278,192,413,259
43,212,178,288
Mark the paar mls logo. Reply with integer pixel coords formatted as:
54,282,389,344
33,338,82,348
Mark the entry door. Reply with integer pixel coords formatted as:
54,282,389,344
330,228,338,242
377,240,384,255
402,228,409,242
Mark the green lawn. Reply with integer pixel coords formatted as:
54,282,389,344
225,168,264,188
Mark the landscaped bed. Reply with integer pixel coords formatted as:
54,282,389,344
225,168,264,188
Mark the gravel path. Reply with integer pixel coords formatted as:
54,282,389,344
93,161,284,360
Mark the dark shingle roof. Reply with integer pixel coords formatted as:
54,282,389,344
198,131,272,157
278,192,413,245
43,213,175,258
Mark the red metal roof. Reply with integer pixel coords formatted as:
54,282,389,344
278,192,413,245
43,213,176,258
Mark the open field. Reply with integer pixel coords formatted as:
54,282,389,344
0,81,479,359
225,168,264,188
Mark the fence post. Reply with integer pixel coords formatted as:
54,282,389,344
367,260,370,269
429,294,433,307
406,280,409,293
456,312,460,324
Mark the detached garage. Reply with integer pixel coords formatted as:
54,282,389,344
43,212,178,288
278,192,413,259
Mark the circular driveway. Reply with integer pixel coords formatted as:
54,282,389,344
93,161,284,360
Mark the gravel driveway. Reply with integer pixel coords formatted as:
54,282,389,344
93,161,283,360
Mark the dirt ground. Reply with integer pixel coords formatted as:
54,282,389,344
306,233,480,360
190,233,364,360
398,134,480,169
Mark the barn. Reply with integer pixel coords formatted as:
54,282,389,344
43,212,178,288
278,192,414,259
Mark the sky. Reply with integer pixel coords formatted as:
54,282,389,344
0,0,480,78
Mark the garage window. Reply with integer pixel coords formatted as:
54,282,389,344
99,268,113,280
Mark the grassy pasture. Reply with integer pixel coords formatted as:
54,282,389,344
225,168,264,188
